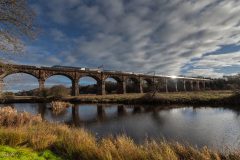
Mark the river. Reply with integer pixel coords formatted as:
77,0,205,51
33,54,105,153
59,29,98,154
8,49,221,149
1,103,240,152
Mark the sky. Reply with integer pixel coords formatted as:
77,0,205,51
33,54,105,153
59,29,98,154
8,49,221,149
1,0,240,91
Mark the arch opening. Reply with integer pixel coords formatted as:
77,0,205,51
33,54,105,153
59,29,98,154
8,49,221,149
167,79,177,92
44,75,72,97
185,81,192,91
2,73,39,96
192,81,198,91
105,77,119,94
154,79,165,92
177,80,184,91
199,82,204,90
142,79,153,93
79,76,99,94
126,77,139,93
205,81,211,90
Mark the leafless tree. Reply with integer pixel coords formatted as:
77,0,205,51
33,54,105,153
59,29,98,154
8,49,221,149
150,79,165,97
0,0,37,97
0,0,37,54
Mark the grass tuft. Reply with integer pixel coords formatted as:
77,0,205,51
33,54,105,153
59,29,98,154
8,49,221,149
50,101,70,115
0,106,42,127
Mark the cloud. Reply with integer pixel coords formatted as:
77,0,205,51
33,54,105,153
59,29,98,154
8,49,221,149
186,68,224,78
3,45,62,67
191,52,240,68
26,0,240,76
4,0,240,92
50,29,66,42
185,51,240,78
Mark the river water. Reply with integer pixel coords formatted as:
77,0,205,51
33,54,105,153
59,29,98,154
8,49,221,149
1,103,240,151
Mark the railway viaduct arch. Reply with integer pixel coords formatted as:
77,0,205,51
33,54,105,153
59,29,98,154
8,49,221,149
0,64,211,96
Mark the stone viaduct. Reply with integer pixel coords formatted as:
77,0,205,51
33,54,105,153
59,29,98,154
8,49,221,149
0,64,211,96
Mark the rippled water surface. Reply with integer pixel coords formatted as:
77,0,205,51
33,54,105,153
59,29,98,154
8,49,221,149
1,103,240,151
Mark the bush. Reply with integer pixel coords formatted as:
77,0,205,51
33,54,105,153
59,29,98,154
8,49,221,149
38,88,49,98
47,85,70,98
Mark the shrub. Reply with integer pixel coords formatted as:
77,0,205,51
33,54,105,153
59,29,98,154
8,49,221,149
38,88,49,98
47,85,70,98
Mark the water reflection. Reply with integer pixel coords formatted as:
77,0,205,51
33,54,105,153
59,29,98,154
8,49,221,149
97,105,106,121
37,103,46,118
70,104,134,125
117,105,127,116
71,105,82,126
1,103,240,151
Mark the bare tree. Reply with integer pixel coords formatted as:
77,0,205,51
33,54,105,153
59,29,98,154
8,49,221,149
0,0,37,53
150,79,165,97
0,0,37,97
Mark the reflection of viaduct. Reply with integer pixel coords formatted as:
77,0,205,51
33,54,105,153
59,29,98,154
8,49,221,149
70,105,175,126
70,105,150,125
0,64,211,96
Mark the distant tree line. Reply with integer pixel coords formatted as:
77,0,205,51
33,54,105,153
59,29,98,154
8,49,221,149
15,85,70,98
13,82,120,97
210,77,240,91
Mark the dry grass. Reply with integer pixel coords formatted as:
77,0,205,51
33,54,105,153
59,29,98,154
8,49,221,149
0,106,42,127
0,123,239,160
50,101,71,115
0,106,240,159
0,125,239,159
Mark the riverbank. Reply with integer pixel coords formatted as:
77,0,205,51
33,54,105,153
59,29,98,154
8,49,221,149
0,108,239,160
2,125,240,160
1,90,239,105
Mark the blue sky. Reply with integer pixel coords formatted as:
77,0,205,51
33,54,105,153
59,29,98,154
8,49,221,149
1,0,240,91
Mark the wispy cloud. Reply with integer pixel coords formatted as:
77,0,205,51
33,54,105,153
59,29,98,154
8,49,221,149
34,0,240,75
4,0,240,77
191,52,240,68
186,51,240,77
186,68,224,78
